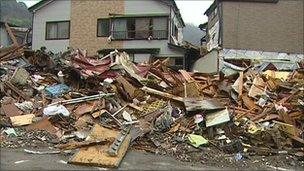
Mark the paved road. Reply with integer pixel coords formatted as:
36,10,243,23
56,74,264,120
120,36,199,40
0,148,218,170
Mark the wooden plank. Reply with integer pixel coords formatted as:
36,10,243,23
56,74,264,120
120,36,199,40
5,23,19,46
184,98,225,112
69,124,131,168
179,70,195,83
10,114,35,126
248,76,266,98
141,86,183,102
127,103,143,112
116,75,138,98
92,109,108,118
238,72,243,98
241,94,258,110
4,81,30,100
1,103,23,117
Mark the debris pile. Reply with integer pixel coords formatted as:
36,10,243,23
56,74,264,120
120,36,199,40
1,45,303,168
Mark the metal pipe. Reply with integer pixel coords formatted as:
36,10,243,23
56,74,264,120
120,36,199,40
47,93,115,106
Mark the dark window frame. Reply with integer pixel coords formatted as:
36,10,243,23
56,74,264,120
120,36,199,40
97,18,110,37
45,20,70,40
109,16,169,41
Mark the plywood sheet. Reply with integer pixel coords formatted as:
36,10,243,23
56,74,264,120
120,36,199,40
69,124,131,168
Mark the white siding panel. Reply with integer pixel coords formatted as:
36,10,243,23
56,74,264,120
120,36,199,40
124,0,169,14
32,0,71,53
192,50,218,73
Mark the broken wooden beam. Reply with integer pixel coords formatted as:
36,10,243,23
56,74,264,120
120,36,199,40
141,86,183,102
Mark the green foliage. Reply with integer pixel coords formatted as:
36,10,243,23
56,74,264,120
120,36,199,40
0,0,32,27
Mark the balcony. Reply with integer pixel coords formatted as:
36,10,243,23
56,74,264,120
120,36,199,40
111,30,168,40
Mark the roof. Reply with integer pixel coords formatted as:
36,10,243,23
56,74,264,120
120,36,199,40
204,0,279,15
28,0,185,27
28,0,52,12
204,1,217,15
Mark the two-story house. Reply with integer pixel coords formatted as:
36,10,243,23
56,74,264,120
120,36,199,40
192,0,303,73
29,0,186,68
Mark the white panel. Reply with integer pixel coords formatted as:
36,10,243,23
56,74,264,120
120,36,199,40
32,0,71,53
134,54,151,63
123,40,184,57
192,50,218,73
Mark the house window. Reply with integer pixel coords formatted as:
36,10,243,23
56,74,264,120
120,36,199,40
46,21,70,40
111,17,168,40
97,19,110,37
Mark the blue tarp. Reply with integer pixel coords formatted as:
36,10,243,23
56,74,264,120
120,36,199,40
45,84,70,97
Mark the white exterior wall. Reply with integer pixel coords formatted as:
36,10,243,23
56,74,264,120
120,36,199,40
32,0,70,53
123,0,184,57
124,40,183,57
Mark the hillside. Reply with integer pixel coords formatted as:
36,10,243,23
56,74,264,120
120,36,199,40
183,23,205,46
0,0,32,27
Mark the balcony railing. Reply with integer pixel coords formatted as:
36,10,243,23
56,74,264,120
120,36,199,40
111,30,167,40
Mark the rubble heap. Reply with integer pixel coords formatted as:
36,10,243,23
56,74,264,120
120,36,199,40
1,46,303,168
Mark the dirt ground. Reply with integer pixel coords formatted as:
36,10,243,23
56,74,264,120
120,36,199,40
1,147,303,170
1,129,303,170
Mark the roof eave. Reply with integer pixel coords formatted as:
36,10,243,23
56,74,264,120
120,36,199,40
28,0,52,13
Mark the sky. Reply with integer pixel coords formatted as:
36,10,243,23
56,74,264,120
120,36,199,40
19,0,213,26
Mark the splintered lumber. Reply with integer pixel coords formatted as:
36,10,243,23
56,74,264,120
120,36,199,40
241,94,261,111
91,109,108,118
141,86,183,102
5,23,19,46
116,75,138,98
127,103,144,112
1,103,23,117
68,124,131,168
238,71,244,98
57,139,113,150
4,81,30,100
184,98,225,112
178,70,195,82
